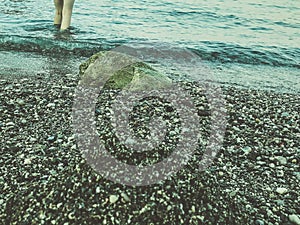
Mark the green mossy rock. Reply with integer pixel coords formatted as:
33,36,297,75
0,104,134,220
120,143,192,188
79,51,172,91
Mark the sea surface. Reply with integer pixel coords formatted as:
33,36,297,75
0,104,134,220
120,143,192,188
0,0,299,93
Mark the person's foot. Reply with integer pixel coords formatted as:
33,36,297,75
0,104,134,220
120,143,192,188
54,24,61,29
59,27,71,33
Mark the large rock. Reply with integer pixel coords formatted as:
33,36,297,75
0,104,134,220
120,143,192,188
79,51,172,91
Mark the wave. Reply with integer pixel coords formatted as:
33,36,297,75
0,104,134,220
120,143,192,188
1,35,299,68
0,35,119,57
191,42,300,68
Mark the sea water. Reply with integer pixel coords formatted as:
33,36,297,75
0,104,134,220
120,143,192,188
0,0,299,93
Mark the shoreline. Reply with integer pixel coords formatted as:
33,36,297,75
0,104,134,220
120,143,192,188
0,71,299,224
1,50,299,95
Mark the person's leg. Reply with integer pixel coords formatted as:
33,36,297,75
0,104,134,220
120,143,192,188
53,0,63,25
60,0,75,30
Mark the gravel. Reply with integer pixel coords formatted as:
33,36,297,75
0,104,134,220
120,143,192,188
0,71,299,225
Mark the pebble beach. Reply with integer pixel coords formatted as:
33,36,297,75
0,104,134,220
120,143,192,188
0,70,299,225
1,0,300,224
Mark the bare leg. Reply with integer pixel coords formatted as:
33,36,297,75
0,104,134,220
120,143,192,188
53,0,63,25
60,0,75,30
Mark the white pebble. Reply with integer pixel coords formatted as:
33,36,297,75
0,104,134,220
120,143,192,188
24,158,32,165
276,187,288,194
96,186,101,194
289,214,300,225
276,156,287,165
121,192,130,202
47,103,56,108
6,122,15,127
269,163,275,168
109,195,119,204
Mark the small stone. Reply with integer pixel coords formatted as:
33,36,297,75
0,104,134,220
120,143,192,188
229,190,238,197
281,112,289,117
16,98,25,105
30,137,37,142
39,211,46,220
266,209,273,217
276,170,284,177
275,156,287,165
121,192,130,202
294,172,300,181
274,199,284,206
219,171,224,176
191,205,196,213
276,187,288,194
68,212,75,220
255,219,264,225
47,103,56,108
6,122,15,127
56,139,63,143
242,146,252,154
269,163,275,168
24,158,32,165
109,195,119,204
21,119,27,124
292,159,297,164
96,186,101,194
245,204,252,210
19,78,28,82
47,136,56,142
289,214,300,225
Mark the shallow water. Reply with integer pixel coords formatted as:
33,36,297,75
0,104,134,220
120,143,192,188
0,0,299,92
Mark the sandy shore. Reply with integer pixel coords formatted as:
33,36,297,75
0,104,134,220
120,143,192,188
0,72,299,225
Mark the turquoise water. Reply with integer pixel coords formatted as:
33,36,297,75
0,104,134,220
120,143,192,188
0,0,299,92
